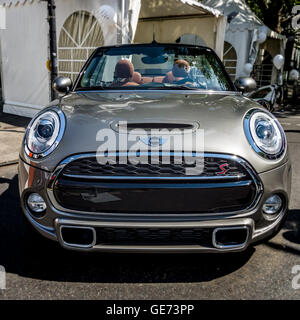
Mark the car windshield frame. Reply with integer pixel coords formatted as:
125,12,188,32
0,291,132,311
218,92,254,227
73,43,237,93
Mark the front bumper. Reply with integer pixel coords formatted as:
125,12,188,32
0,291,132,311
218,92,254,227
18,156,292,253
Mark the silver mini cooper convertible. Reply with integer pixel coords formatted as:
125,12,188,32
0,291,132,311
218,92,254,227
18,43,291,253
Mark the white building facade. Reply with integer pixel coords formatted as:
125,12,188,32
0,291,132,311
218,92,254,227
202,0,287,85
0,0,140,117
0,0,225,117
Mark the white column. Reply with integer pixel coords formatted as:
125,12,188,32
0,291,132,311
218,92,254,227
214,16,227,59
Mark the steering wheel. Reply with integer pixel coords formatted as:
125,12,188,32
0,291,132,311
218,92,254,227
173,78,194,85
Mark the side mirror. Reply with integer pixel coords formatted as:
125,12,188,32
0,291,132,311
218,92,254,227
53,77,72,95
234,77,257,94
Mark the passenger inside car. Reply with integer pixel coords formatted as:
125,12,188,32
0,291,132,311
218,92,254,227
111,60,139,87
111,58,194,87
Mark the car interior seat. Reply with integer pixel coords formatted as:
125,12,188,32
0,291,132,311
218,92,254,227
112,60,139,87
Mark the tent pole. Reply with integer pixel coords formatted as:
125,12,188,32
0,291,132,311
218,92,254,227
117,0,125,44
46,0,58,100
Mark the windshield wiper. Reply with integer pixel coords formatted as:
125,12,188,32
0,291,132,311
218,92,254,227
75,85,202,91
75,86,108,91
167,85,201,90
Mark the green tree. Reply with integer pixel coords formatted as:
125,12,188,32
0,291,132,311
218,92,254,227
245,0,300,69
245,0,298,34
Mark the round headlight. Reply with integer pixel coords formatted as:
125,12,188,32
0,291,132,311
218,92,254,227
25,109,65,159
244,110,286,160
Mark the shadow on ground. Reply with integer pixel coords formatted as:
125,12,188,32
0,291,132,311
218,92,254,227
274,107,300,119
0,171,255,284
284,130,300,134
266,210,300,256
0,109,30,128
282,210,300,245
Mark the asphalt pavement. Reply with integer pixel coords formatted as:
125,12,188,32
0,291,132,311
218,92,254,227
0,111,29,166
0,108,299,300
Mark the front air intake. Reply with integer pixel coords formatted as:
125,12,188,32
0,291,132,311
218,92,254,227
212,226,249,249
52,153,260,215
60,226,96,248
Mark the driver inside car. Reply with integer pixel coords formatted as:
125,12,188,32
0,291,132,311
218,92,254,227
163,59,191,84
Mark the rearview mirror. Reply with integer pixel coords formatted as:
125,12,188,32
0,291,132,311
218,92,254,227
234,77,257,94
53,77,72,95
141,55,168,64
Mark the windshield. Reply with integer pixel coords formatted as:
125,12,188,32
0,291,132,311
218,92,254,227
75,44,235,92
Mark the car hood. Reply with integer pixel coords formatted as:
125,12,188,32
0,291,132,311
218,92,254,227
22,91,289,173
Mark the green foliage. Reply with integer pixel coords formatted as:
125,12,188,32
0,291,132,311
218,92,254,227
245,0,299,35
245,0,264,20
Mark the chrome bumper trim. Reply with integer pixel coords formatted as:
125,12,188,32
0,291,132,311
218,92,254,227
212,226,250,250
54,218,255,253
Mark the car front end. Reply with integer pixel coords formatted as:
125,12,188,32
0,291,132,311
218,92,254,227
18,43,292,253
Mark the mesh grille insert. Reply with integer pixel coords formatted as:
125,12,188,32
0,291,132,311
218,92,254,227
95,227,212,246
62,155,248,178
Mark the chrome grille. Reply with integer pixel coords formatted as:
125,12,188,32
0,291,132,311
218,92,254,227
49,153,263,215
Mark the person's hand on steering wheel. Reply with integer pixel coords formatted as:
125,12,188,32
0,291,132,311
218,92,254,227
173,78,194,85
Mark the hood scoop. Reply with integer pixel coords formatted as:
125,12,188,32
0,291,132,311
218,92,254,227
111,121,199,134
123,123,193,130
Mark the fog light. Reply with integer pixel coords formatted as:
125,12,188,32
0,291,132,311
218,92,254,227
263,194,282,215
27,193,47,216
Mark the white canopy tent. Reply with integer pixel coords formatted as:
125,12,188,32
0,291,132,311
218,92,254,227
134,0,226,59
0,0,50,117
0,0,141,117
202,0,286,84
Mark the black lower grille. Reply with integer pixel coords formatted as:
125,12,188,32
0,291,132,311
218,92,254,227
95,227,212,246
54,178,256,213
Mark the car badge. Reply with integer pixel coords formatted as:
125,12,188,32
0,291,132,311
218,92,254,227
140,136,168,147
217,163,229,175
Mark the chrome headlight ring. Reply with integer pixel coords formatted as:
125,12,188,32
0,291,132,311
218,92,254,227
24,108,66,160
244,109,287,160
